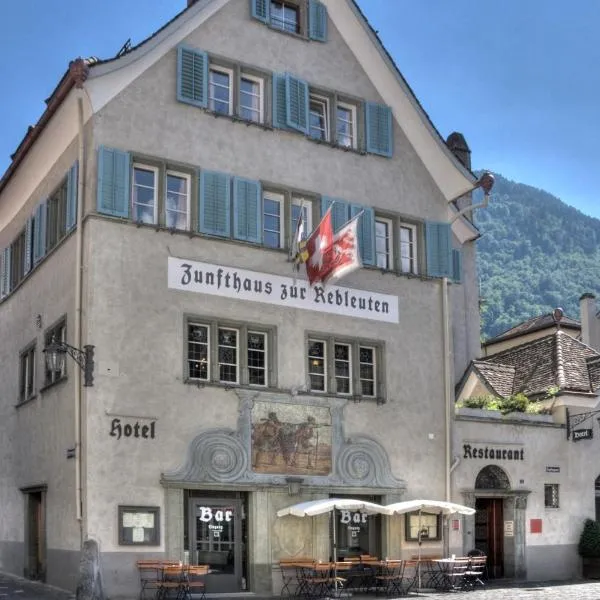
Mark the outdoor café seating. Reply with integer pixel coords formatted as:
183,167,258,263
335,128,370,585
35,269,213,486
136,561,208,600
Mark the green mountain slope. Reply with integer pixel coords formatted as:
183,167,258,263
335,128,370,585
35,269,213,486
474,172,600,340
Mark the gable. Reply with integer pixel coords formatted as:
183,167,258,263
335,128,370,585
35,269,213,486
85,0,474,203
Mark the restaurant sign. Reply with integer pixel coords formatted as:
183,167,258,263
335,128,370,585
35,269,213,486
167,257,399,323
463,442,524,461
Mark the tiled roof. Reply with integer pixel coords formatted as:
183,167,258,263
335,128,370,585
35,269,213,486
475,331,599,398
472,361,515,397
484,312,581,345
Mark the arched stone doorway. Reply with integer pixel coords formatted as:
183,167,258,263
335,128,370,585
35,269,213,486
462,465,529,580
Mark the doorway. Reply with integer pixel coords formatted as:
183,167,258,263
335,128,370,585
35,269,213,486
474,498,503,578
23,488,46,581
187,496,247,593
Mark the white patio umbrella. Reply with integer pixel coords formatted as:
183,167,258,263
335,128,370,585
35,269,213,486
383,500,476,589
277,498,389,595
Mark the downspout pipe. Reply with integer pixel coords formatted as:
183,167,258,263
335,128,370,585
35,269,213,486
75,91,85,534
442,276,452,557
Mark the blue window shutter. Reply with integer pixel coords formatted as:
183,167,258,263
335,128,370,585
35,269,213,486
425,221,452,278
24,217,33,275
308,0,328,41
351,204,375,266
97,146,130,218
452,248,463,283
177,46,208,108
365,102,393,157
321,197,349,232
33,201,47,264
233,177,262,243
1,247,11,297
251,0,270,23
199,170,231,237
285,74,310,134
66,160,78,231
272,74,288,129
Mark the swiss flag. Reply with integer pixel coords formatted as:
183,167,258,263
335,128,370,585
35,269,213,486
305,208,362,286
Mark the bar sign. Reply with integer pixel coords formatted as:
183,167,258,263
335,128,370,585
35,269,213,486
573,428,593,442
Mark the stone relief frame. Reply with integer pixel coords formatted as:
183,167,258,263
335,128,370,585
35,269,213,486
162,389,406,490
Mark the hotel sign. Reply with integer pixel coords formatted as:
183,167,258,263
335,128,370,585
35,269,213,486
167,257,399,323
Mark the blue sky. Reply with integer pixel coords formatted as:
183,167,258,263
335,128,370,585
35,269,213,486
1,0,599,218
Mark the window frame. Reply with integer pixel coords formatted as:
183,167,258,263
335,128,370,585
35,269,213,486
132,163,159,225
185,317,276,388
239,72,265,124
375,217,393,271
544,483,559,509
405,512,442,542
306,335,384,401
43,317,67,389
291,197,313,244
209,66,235,116
309,94,330,142
165,170,191,231
46,178,68,253
262,191,285,249
399,222,419,275
336,101,358,150
270,0,302,35
18,342,36,404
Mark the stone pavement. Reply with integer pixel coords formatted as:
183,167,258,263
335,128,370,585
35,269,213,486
0,572,74,600
2,572,600,600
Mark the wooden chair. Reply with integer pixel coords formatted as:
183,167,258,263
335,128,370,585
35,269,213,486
157,564,187,600
374,560,405,597
463,556,487,590
182,565,208,600
136,560,163,600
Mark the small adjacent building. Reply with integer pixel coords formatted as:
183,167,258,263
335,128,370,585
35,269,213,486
455,301,600,580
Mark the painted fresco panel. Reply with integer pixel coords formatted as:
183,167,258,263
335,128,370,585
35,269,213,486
251,401,332,475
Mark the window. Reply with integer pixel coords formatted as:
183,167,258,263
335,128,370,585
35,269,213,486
10,229,26,289
263,192,284,249
19,344,36,402
218,327,239,383
308,340,326,392
291,197,312,241
165,171,190,230
400,224,418,274
240,74,264,123
186,320,273,387
307,337,382,399
46,179,67,252
44,319,66,386
209,67,233,115
309,95,329,141
270,1,300,33
334,343,352,395
336,102,357,149
544,484,559,508
405,512,441,541
375,218,392,270
132,165,158,224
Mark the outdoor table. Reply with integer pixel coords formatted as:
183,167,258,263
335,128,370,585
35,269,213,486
432,558,470,591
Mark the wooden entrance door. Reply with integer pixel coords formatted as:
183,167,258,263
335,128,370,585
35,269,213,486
26,490,46,581
474,498,503,578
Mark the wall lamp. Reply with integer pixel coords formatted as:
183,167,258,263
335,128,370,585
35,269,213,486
450,171,495,222
44,341,95,387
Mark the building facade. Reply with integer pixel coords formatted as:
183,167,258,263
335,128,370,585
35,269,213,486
0,1,482,597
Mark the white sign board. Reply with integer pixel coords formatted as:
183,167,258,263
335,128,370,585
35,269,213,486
504,521,514,537
167,257,399,323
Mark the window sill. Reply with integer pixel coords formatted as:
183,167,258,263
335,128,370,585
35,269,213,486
40,376,68,394
308,391,386,404
15,394,38,409
184,379,275,391
266,24,309,42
